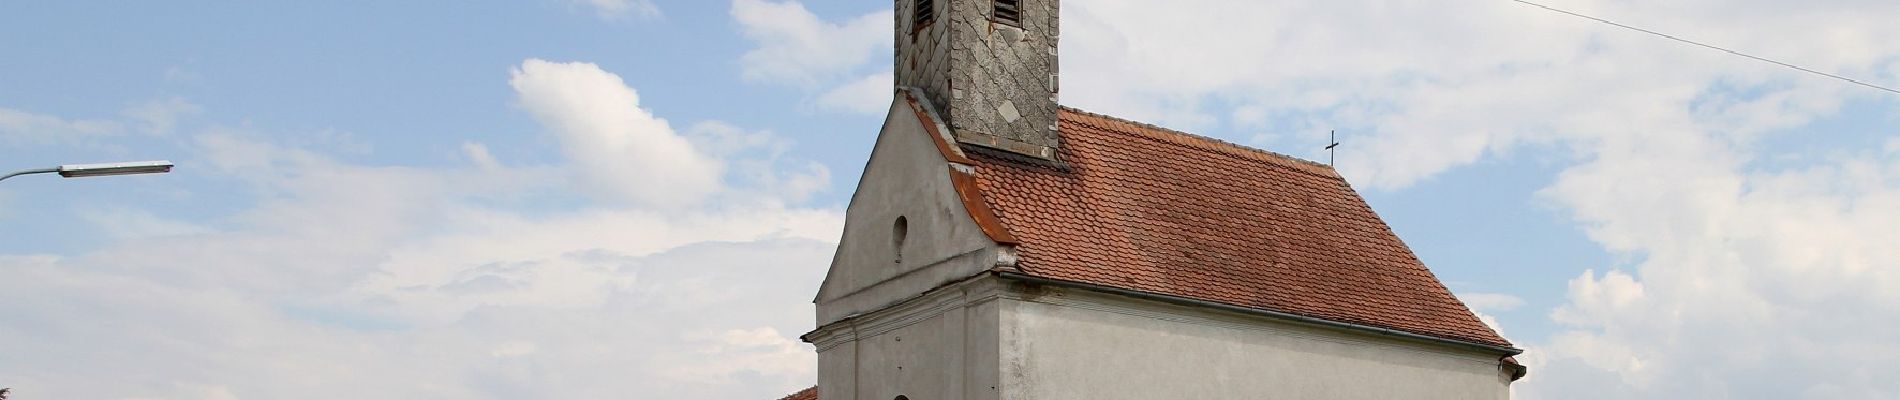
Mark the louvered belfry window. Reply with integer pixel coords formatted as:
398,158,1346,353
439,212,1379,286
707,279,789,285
914,0,935,29
993,0,1022,26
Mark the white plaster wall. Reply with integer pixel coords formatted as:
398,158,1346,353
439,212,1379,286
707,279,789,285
815,278,1006,400
999,287,1514,400
816,95,1005,326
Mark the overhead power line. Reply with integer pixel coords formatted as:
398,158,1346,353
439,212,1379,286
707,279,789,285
1509,0,1900,95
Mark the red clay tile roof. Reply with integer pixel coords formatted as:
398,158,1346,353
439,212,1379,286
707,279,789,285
963,108,1512,348
777,386,817,400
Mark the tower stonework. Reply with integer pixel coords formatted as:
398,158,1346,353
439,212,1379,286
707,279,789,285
896,0,1060,158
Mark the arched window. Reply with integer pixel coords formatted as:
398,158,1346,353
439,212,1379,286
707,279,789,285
893,216,909,264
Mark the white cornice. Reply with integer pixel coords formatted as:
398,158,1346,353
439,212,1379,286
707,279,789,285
807,274,1007,351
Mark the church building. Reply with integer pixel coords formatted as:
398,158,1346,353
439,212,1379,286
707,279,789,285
786,0,1526,398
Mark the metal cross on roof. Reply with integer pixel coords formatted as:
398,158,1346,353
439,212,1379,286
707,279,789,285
1326,130,1340,167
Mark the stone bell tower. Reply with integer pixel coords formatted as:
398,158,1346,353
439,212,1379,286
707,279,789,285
896,0,1059,159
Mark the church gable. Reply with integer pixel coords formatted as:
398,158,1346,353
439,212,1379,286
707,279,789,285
813,90,1015,325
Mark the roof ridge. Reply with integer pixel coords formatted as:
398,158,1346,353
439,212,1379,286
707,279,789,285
1057,106,1339,178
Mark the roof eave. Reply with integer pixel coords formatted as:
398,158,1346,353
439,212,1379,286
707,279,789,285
992,270,1523,356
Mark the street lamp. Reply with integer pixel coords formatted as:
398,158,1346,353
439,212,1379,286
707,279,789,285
0,160,175,183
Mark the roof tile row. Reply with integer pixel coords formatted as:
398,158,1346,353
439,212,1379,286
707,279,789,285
963,108,1511,347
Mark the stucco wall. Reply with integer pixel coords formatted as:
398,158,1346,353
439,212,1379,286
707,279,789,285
814,277,1006,400
998,286,1514,400
815,95,1005,326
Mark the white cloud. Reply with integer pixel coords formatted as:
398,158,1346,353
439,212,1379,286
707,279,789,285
819,71,896,115
4,1,1894,398
509,59,725,208
0,236,836,399
569,0,660,19
0,106,123,144
1,98,201,153
1521,125,1900,398
78,206,215,240
1548,269,1643,328
1061,0,1900,188
731,0,890,88
686,121,832,203
122,97,202,135
1059,0,1900,398
462,141,503,171
1457,292,1527,312
1455,292,1524,342
0,59,843,399
730,0,895,115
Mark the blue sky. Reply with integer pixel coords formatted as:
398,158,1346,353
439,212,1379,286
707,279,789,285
4,0,1899,398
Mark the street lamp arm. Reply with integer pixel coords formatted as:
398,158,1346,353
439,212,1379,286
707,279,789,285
0,167,59,182
1,161,173,184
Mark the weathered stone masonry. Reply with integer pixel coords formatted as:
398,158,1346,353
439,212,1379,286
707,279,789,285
897,0,1060,159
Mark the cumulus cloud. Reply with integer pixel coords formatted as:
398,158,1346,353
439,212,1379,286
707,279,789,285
0,236,835,399
510,59,726,208
731,0,889,87
1059,0,1900,398
1062,0,1900,188
731,0,894,115
0,59,842,399
1520,121,1900,398
686,121,831,204
819,71,896,115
